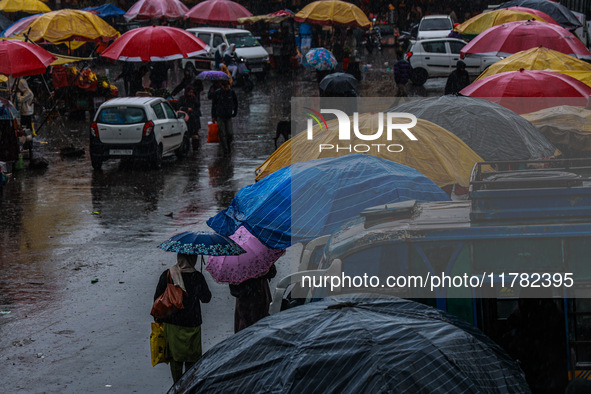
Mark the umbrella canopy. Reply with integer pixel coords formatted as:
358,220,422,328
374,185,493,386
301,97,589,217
19,9,120,43
499,0,581,30
455,9,549,40
390,95,557,161
101,25,209,62
460,69,591,114
476,47,591,85
206,226,286,284
185,0,252,25
83,4,126,19
295,0,371,28
0,40,56,77
1,13,41,38
170,296,529,393
124,0,188,21
0,97,19,120
0,0,50,14
237,9,293,24
255,115,484,188
157,231,246,256
305,47,336,71
506,6,559,24
196,70,230,80
318,72,358,95
461,20,591,61
209,154,450,250
522,105,591,155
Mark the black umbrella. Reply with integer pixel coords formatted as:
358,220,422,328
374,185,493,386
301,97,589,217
319,72,359,96
499,0,581,30
169,296,529,393
390,95,557,161
0,14,11,31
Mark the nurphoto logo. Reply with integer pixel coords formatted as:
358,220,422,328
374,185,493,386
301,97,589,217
304,108,418,153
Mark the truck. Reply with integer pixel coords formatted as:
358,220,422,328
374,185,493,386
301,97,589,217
271,158,591,391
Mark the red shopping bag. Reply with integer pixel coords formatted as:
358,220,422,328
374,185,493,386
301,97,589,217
207,122,219,143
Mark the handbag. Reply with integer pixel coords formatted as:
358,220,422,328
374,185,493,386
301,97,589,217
207,121,220,143
150,322,168,366
150,271,184,319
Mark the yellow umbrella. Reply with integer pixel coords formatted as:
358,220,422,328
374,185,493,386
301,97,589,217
522,105,591,154
295,0,371,28
255,114,485,188
0,0,50,13
475,46,591,87
456,9,547,39
19,9,119,43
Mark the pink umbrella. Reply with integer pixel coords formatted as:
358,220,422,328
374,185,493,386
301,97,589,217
460,69,591,114
186,0,252,25
2,13,42,38
124,0,189,21
206,226,285,284
461,20,591,61
506,6,559,25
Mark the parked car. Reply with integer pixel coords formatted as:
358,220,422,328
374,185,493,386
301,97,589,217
89,97,189,170
416,15,453,40
405,38,502,85
181,27,271,80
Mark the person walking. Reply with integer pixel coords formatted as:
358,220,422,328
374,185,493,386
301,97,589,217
153,253,211,384
129,65,149,96
115,62,134,96
178,85,202,151
16,79,34,131
393,51,412,97
445,60,470,95
211,80,238,155
229,264,276,333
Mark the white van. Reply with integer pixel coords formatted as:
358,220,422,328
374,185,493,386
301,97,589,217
182,27,270,80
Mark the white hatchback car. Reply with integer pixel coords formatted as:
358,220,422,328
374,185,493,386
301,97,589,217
405,38,502,85
416,15,453,40
90,97,189,170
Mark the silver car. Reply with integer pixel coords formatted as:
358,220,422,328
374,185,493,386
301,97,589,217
405,38,502,86
90,97,189,170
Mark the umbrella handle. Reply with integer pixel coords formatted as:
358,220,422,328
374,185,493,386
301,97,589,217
200,255,205,273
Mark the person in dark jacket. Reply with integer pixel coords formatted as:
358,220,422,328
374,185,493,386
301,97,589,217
445,60,470,95
153,253,211,383
393,51,412,97
129,65,149,96
229,264,276,333
177,85,202,150
115,62,134,96
211,80,238,155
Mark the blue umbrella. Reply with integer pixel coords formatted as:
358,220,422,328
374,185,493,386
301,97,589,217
157,231,246,256
83,4,126,19
207,154,450,249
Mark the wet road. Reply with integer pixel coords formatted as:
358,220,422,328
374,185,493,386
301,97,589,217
0,48,445,392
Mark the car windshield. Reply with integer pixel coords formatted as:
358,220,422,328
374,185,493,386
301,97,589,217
420,18,452,31
97,107,147,125
226,33,260,48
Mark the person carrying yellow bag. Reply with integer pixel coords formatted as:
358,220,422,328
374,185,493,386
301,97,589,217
152,254,212,383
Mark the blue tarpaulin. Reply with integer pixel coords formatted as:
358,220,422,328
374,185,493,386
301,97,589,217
207,154,450,249
83,4,126,19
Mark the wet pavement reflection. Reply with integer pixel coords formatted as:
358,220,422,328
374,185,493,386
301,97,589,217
0,47,445,391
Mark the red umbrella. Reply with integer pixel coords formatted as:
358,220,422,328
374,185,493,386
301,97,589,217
506,6,559,25
185,0,252,25
0,40,56,77
460,69,591,114
101,26,209,62
461,20,591,61
124,0,188,21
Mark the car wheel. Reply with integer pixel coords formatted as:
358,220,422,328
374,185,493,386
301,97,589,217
175,134,190,159
243,78,254,93
91,156,102,170
151,143,163,169
410,68,428,86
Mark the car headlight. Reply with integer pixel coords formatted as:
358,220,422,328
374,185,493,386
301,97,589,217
263,55,269,62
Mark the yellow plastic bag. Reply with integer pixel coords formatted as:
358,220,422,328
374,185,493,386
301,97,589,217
150,322,168,366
